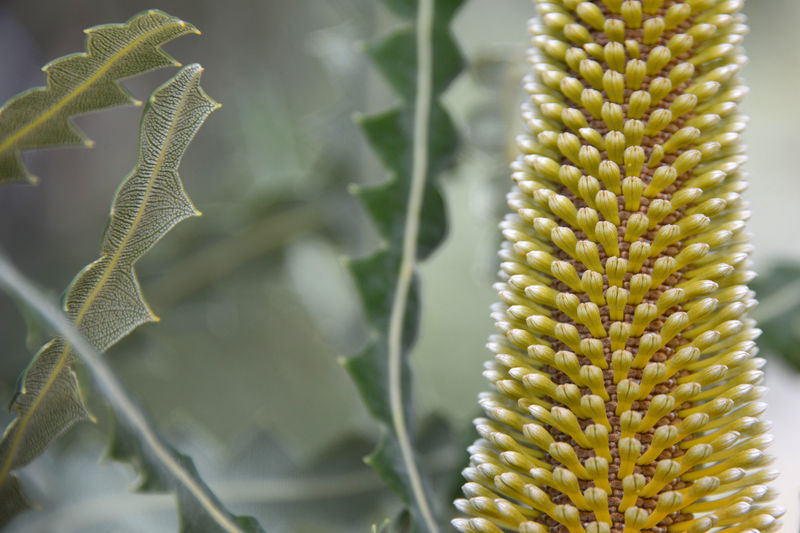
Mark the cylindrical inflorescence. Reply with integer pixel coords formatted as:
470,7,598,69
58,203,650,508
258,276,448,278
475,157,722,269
453,1,784,532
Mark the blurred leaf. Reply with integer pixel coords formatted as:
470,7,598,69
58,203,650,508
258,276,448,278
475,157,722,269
752,262,800,371
0,9,198,185
341,0,464,530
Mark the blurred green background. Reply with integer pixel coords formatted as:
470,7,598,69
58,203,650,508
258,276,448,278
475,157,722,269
0,0,799,531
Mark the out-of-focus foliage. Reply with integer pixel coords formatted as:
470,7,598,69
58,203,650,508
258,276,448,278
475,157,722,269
752,264,800,372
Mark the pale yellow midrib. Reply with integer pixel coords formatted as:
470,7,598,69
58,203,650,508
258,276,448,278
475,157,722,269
0,70,187,488
0,21,182,157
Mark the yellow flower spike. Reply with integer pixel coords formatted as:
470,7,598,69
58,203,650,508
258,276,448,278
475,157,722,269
452,517,506,533
456,2,781,532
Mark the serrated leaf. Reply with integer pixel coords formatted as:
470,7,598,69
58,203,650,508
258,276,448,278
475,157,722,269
0,65,265,532
341,0,464,531
0,9,198,184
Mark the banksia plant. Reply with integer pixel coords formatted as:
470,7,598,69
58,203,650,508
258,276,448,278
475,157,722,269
453,0,784,532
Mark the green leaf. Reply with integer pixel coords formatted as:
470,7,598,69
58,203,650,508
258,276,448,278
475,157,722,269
752,262,800,371
0,65,264,532
341,0,464,531
0,9,198,184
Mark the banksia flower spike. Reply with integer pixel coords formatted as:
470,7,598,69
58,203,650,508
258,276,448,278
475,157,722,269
453,1,784,532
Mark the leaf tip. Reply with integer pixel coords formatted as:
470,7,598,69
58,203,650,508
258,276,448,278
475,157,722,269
194,209,203,217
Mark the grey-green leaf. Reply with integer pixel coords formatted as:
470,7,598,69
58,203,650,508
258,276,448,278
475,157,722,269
0,9,198,184
0,64,266,532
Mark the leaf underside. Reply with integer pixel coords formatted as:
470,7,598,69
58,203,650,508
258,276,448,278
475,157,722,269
341,0,464,530
0,9,198,185
0,64,262,531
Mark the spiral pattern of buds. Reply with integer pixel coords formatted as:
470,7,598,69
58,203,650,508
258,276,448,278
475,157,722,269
453,1,784,532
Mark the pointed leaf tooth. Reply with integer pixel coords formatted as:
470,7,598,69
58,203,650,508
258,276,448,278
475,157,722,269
0,10,198,184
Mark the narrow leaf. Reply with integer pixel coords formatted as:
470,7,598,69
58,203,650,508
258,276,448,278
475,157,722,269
0,65,264,532
341,0,464,531
0,9,198,184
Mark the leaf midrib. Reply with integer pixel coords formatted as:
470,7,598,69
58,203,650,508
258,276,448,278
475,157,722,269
0,73,186,488
0,19,186,156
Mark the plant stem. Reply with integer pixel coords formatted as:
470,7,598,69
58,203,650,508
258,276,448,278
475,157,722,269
385,0,439,530
0,251,248,533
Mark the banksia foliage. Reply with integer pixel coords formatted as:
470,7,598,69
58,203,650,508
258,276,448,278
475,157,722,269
453,1,783,532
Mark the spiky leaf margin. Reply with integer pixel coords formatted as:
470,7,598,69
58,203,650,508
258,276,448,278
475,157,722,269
0,9,197,184
341,0,463,531
0,65,263,532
